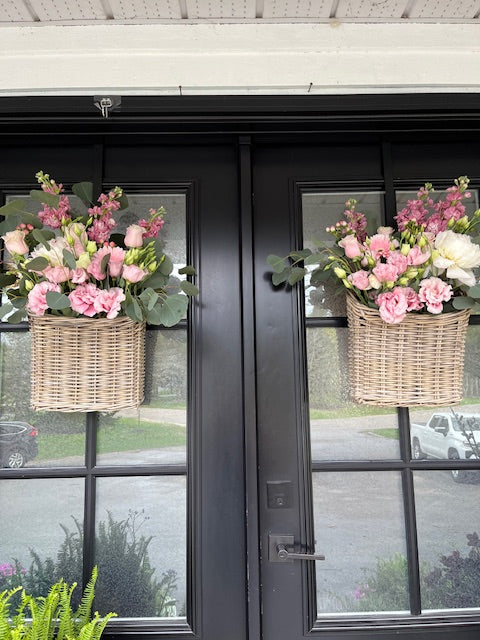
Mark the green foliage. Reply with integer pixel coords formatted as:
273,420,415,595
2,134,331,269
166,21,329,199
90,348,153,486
355,553,410,612
0,568,115,640
17,511,178,618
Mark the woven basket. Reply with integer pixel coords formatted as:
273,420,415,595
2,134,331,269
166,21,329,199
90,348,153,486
29,314,146,412
346,294,470,407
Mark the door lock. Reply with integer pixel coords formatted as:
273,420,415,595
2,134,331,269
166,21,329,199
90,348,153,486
268,534,326,563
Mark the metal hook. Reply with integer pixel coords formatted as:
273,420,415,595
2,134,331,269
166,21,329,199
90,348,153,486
93,96,121,119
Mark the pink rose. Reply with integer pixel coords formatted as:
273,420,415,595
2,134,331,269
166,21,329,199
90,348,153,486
27,281,61,316
3,229,29,255
122,264,149,284
338,235,363,259
347,269,371,291
372,262,399,283
43,265,72,284
68,283,101,317
93,287,126,319
368,234,392,260
418,277,452,314
376,288,409,324
124,224,144,248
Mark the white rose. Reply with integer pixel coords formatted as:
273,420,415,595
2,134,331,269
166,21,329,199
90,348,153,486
433,230,480,287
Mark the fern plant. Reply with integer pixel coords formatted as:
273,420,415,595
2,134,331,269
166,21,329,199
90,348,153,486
0,567,116,640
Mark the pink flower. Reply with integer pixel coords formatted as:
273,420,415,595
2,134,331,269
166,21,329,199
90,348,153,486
68,283,101,317
372,262,399,284
387,251,408,275
122,264,149,284
87,247,110,281
107,247,126,277
368,234,392,260
138,208,166,239
124,224,144,248
93,287,126,319
407,245,431,266
38,194,71,229
339,235,363,259
376,288,409,324
71,268,89,284
403,287,423,311
27,281,60,316
43,265,72,284
87,216,116,244
418,277,452,314
3,229,29,255
347,269,371,290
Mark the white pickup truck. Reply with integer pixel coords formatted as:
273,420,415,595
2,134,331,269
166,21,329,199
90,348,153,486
410,412,480,482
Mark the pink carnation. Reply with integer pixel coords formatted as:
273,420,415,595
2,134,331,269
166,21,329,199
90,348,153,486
376,288,409,324
27,281,61,316
347,269,371,291
372,262,399,284
386,251,408,275
68,283,101,317
403,287,424,312
368,234,392,260
93,287,126,319
418,277,452,314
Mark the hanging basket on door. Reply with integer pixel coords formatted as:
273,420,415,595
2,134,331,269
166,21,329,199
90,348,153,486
30,314,146,412
346,294,470,407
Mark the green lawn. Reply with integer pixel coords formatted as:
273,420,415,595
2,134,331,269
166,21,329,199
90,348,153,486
37,418,186,461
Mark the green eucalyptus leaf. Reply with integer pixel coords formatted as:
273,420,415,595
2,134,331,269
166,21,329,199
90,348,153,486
0,199,27,217
287,267,307,286
267,254,287,274
10,297,26,309
178,265,196,276
117,193,129,210
467,284,480,299
157,294,188,327
158,255,173,276
0,273,17,288
0,303,14,319
29,189,60,208
7,308,26,324
272,269,289,286
72,181,94,205
132,298,144,322
62,249,77,270
180,280,199,296
45,291,71,310
452,296,475,310
26,256,49,272
145,304,163,325
291,248,312,260
0,216,21,235
32,228,56,248
304,252,324,266
100,253,111,273
141,272,169,290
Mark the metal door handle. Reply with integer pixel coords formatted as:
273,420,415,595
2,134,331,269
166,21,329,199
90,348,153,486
268,534,326,563
276,543,325,562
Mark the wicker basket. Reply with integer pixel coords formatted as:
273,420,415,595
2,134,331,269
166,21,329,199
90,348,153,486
346,294,470,407
29,314,146,412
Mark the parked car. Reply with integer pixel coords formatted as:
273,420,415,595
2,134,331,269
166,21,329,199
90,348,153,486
410,413,480,483
0,421,38,468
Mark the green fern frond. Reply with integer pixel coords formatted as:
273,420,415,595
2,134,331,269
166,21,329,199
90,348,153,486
74,568,97,630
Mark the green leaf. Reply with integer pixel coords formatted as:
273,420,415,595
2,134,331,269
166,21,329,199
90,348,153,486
10,297,26,309
452,296,475,310
158,255,173,276
180,280,199,296
45,291,71,310
72,181,94,205
0,216,21,234
272,269,289,286
145,304,163,325
0,303,14,319
0,273,17,288
62,249,77,270
0,199,27,217
178,265,196,276
291,248,312,260
100,253,111,273
157,294,188,327
139,288,159,311
26,256,49,271
7,308,26,324
32,228,55,248
267,254,287,274
141,271,169,290
29,189,60,208
117,193,129,210
304,252,324,266
287,267,307,286
467,284,480,299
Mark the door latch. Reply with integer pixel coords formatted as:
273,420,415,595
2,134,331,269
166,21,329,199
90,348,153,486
268,534,326,563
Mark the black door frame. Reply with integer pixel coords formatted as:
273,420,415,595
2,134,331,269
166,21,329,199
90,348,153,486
1,94,480,640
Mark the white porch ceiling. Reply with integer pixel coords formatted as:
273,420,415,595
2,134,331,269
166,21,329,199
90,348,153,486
1,0,479,25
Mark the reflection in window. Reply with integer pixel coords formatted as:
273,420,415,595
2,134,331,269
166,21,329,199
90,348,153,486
313,472,407,615
307,327,399,461
302,192,384,317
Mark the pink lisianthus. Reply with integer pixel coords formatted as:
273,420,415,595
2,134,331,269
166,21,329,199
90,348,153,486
386,251,408,275
372,262,399,284
122,264,149,284
368,234,392,260
93,287,125,319
107,247,126,277
418,277,453,314
124,224,144,248
407,245,431,266
376,288,409,324
71,268,89,284
27,281,61,316
43,265,72,284
68,283,101,317
347,269,371,290
338,234,363,259
3,229,29,255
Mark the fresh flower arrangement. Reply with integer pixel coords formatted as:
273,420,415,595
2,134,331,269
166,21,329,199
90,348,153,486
269,176,480,324
0,171,198,326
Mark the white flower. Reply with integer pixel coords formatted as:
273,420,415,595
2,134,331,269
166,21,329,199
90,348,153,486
433,230,480,287
30,237,69,267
